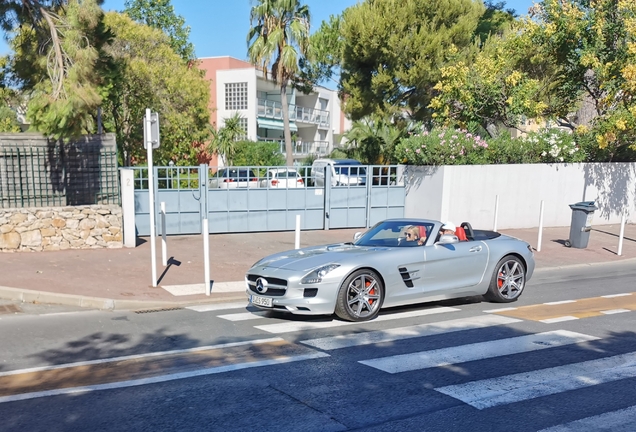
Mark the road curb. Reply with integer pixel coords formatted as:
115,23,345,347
0,285,247,311
533,257,636,273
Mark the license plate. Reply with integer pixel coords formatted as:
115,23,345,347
250,295,273,307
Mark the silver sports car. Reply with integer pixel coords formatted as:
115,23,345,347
245,219,535,322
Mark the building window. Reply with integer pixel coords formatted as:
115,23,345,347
238,117,248,140
319,98,328,110
225,82,248,110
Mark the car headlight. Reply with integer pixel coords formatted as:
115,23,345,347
301,264,340,284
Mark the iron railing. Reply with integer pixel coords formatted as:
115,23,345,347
257,98,330,128
0,136,119,208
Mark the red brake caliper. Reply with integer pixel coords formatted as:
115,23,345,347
366,280,374,304
498,271,504,288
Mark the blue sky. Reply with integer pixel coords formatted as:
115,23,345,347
1,0,535,59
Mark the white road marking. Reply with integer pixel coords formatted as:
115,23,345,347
544,300,577,305
537,405,636,432
483,307,518,313
0,337,284,378
359,330,599,373
254,307,460,334
162,281,245,296
301,315,521,350
186,302,248,312
435,352,636,409
0,351,329,404
540,316,579,324
601,293,632,298
217,311,269,321
600,309,631,315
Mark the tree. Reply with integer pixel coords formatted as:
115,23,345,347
1,0,109,129
526,0,636,152
123,0,195,62
429,25,559,135
4,0,111,138
339,0,484,122
343,116,406,164
296,14,342,90
208,112,246,166
232,140,285,167
100,12,210,166
247,0,310,167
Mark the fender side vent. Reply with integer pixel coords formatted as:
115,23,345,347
398,267,414,288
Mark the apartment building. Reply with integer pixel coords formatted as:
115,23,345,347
197,56,350,166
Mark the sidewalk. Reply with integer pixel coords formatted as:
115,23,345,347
1,223,635,310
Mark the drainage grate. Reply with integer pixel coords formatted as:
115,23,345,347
0,304,22,315
134,307,183,314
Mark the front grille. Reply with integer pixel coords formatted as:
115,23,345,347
247,286,286,297
303,288,318,298
246,274,288,287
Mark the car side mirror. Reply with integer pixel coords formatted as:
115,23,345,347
353,232,363,241
435,234,459,245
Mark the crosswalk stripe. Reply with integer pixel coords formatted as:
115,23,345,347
254,307,461,334
435,351,636,409
540,316,579,323
217,311,269,321
300,315,521,351
601,293,632,298
359,330,599,373
537,405,636,431
185,302,248,312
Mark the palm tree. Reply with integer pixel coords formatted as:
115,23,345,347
344,116,405,164
247,0,310,167
208,113,246,166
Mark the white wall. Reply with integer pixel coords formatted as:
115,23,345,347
216,68,258,140
404,163,636,229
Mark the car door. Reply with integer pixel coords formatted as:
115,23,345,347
420,240,489,293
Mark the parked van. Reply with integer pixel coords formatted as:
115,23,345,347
311,158,367,187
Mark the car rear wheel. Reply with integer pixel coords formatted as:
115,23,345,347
335,269,384,321
484,255,526,303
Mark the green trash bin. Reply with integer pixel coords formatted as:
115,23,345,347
565,201,598,248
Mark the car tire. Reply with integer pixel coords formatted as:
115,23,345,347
335,269,384,321
484,255,526,303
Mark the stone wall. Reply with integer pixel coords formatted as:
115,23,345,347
0,205,123,252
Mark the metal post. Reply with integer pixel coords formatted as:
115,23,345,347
203,218,211,296
295,214,301,249
493,195,499,232
537,200,544,252
161,201,167,266
618,212,627,256
146,109,157,287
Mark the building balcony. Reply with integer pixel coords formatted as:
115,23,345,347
258,138,330,158
258,98,330,128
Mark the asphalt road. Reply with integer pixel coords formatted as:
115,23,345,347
1,262,635,432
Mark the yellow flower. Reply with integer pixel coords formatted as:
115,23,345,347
616,119,627,130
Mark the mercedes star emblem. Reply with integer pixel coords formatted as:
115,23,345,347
255,277,268,293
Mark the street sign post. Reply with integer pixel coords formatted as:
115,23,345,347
145,109,160,287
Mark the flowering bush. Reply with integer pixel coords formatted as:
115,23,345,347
394,127,490,165
394,127,586,165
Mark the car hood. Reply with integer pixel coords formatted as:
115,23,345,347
251,243,387,272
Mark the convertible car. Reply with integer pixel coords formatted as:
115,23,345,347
245,219,535,322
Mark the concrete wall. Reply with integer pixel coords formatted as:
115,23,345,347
404,163,636,229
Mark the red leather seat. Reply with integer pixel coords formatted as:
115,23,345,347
455,226,468,241
418,226,427,239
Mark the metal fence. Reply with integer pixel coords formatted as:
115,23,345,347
0,133,119,209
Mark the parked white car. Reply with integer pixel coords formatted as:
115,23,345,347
260,168,305,188
209,168,259,189
311,158,367,187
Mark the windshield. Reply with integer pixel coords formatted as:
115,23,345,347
335,166,366,176
354,221,434,247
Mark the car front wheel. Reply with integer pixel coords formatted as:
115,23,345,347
484,255,526,303
335,269,384,321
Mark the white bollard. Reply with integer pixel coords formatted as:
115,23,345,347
203,218,211,296
493,195,499,232
617,212,627,256
295,214,301,249
537,200,544,252
161,202,167,266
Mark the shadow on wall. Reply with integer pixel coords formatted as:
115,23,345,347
46,137,103,206
404,165,440,195
583,163,636,219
